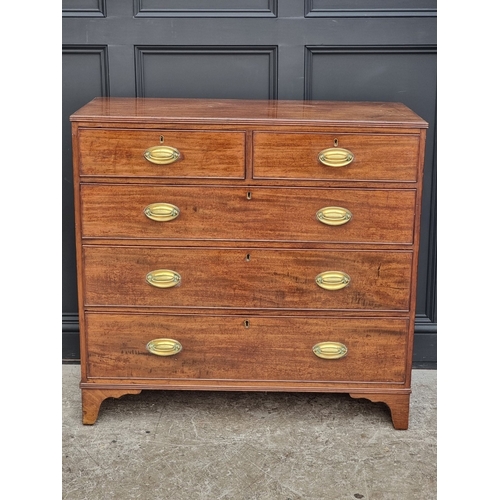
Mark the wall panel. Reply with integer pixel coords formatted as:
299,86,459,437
136,47,278,99
62,47,109,360
134,0,277,17
62,0,106,17
305,0,437,17
62,1,437,367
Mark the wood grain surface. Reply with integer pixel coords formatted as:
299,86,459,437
71,98,426,428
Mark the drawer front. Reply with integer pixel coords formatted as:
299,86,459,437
253,132,420,182
81,185,416,244
83,247,412,311
86,313,408,383
78,129,245,179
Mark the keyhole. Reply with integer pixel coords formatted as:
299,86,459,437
334,138,338,147
160,135,164,143
245,253,251,262
244,320,250,329
246,191,252,200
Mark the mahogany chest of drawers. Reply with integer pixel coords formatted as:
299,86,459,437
71,98,427,429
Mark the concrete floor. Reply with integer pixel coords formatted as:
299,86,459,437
62,365,436,500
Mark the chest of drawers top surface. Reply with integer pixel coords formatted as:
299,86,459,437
71,98,427,430
70,97,428,128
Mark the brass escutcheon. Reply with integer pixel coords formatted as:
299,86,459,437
146,338,182,356
318,147,354,167
144,203,180,222
316,206,352,226
144,145,181,165
146,269,181,288
312,341,348,360
315,271,351,290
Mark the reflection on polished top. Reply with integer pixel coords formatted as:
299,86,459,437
70,97,428,128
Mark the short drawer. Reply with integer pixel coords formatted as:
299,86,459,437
78,128,245,179
253,132,420,182
86,313,408,383
81,185,416,244
83,246,412,311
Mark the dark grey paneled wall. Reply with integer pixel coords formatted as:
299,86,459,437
62,0,437,366
305,0,436,17
134,0,278,17
136,47,278,98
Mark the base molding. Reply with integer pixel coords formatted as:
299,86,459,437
62,314,80,362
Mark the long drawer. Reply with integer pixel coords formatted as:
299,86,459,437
77,128,246,179
85,313,408,383
80,185,416,244
253,132,420,182
83,246,412,311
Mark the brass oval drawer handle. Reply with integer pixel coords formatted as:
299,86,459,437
146,338,182,356
146,269,181,288
313,342,347,360
315,271,351,290
144,203,180,222
318,147,354,167
144,145,181,165
316,206,352,226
